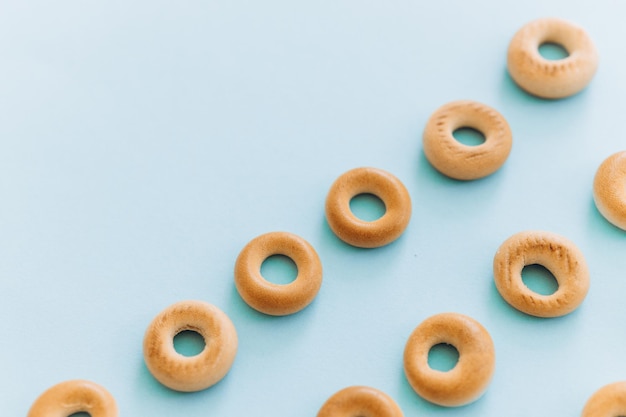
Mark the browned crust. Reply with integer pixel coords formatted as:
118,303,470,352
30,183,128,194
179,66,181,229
28,380,118,417
403,313,495,407
593,151,626,230
423,100,512,180
582,381,626,417
507,18,598,99
493,230,590,317
234,231,323,315
317,386,404,417
143,300,238,392
325,167,412,248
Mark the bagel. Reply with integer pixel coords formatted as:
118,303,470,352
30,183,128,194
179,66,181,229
582,381,626,417
593,151,626,230
325,167,411,248
507,17,598,98
28,380,117,417
143,300,238,392
423,100,512,180
317,386,403,417
493,230,589,317
403,312,495,407
234,231,323,315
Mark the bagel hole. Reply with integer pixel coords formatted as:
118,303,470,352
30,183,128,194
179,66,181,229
68,413,91,417
538,42,569,60
260,254,298,285
349,193,386,221
452,127,486,146
428,343,459,372
522,264,559,295
173,330,206,357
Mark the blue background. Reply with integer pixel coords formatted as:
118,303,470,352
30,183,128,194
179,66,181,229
2,1,625,415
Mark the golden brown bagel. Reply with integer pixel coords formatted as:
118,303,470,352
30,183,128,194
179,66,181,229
403,312,495,407
582,381,626,417
28,380,117,417
423,100,512,180
593,151,626,230
143,300,238,392
493,230,589,317
317,386,404,417
234,231,322,316
507,17,598,99
325,167,411,248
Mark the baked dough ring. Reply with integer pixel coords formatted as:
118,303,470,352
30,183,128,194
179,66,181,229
582,381,626,417
235,231,322,316
317,386,404,417
493,230,589,317
143,300,238,392
325,167,412,248
507,18,599,99
403,312,495,407
593,151,626,230
423,100,513,180
28,380,117,417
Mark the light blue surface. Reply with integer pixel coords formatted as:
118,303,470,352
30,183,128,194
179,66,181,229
2,1,625,416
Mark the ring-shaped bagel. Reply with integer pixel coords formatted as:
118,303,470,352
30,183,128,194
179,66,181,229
403,312,495,407
28,380,117,417
507,17,599,99
423,100,513,180
325,167,412,248
143,300,238,392
234,231,323,316
593,151,626,230
493,230,590,317
317,386,404,417
582,381,626,417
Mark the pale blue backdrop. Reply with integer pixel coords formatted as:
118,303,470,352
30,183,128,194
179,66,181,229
2,1,625,416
